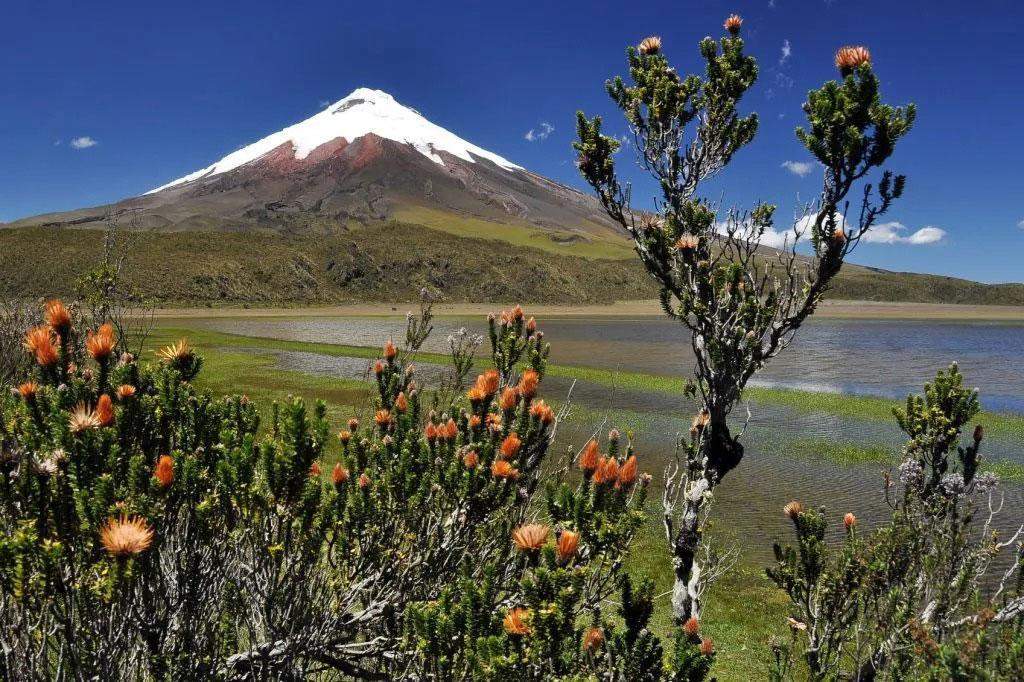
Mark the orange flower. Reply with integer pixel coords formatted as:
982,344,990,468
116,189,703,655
383,340,397,361
17,381,39,401
154,455,174,488
424,422,438,441
844,512,857,530
593,457,620,485
86,323,117,361
499,386,519,411
525,317,537,335
374,409,392,427
466,386,486,403
486,412,502,428
583,627,604,652
25,326,59,368
530,400,555,425
503,608,532,636
309,461,322,478
115,384,137,400
724,14,742,35
480,369,500,394
579,439,600,472
556,530,579,563
638,36,662,55
348,418,359,431
395,392,408,412
512,523,550,552
835,45,871,74
23,326,51,353
332,463,350,485
675,233,700,251
491,459,519,480
338,430,352,444
373,360,384,375
463,450,479,469
469,369,499,401
784,501,804,520
683,616,700,636
469,415,482,429
157,339,192,364
95,394,115,427
699,638,714,656
358,473,371,488
68,403,101,433
500,433,522,460
44,300,72,333
100,515,154,557
617,455,638,488
517,370,539,399
444,418,458,440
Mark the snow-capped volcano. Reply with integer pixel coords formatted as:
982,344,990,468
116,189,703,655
9,87,619,242
148,88,522,193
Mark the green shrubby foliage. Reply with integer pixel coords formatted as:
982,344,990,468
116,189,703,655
768,365,1024,680
575,14,915,624
0,300,715,680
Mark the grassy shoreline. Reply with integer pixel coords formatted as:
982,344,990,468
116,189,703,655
148,325,1024,441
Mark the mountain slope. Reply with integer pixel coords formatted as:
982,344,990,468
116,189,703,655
2,87,1020,307
2,222,1023,307
6,88,623,248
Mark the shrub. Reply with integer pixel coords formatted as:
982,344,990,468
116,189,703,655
768,365,1024,679
575,15,915,622
0,300,714,680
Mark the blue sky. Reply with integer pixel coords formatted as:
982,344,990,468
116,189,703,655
2,0,1021,283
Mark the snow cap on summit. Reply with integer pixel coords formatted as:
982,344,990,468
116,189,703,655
148,88,521,194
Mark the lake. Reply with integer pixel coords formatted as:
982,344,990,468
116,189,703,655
182,314,1024,413
171,313,1024,563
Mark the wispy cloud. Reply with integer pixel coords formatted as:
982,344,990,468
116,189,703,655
862,222,946,245
319,99,331,108
70,136,98,149
1017,218,1024,230
781,160,814,177
716,214,944,249
780,39,792,66
524,122,554,142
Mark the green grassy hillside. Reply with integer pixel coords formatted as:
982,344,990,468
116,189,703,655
1,222,1022,306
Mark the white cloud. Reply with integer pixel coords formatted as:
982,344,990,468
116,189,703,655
70,136,98,149
319,99,331,108
780,39,792,66
524,122,554,142
1017,218,1024,230
714,214,943,249
862,221,946,245
781,160,814,177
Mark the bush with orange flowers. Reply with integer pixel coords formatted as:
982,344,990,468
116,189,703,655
0,299,682,679
576,14,915,625
0,300,260,679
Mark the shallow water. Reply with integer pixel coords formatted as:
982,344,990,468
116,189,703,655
180,313,1024,565
185,315,1024,413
